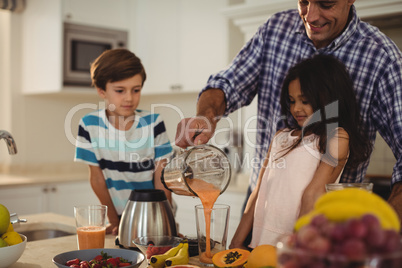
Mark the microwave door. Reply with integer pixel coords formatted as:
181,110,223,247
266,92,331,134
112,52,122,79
64,34,120,86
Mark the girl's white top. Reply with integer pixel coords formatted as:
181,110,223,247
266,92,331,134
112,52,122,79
250,129,321,247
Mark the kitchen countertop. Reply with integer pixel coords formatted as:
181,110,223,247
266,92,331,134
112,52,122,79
0,171,251,193
11,213,207,268
0,173,88,188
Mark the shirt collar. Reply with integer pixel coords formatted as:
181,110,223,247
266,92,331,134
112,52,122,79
295,5,359,52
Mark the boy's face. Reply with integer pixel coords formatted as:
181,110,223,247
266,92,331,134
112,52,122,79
298,0,355,49
97,74,143,119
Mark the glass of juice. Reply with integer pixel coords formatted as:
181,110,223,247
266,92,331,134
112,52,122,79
195,204,230,267
74,204,107,250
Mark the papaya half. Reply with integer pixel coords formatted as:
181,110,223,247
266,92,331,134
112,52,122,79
212,248,250,268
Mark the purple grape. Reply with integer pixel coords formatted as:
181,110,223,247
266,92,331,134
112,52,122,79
281,259,300,268
329,223,346,242
320,221,336,237
307,236,331,254
311,214,328,229
340,238,367,260
383,229,401,253
308,262,326,268
365,224,386,249
361,214,381,229
296,225,319,248
345,218,368,239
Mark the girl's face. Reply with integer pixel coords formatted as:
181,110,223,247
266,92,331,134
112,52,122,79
97,74,143,120
288,78,314,127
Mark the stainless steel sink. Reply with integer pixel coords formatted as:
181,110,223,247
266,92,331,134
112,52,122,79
23,229,74,241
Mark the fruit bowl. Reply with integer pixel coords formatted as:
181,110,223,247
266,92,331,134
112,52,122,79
0,234,27,268
133,235,183,259
277,234,402,268
52,248,145,268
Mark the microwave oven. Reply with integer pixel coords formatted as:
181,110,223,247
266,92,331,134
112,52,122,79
63,22,128,86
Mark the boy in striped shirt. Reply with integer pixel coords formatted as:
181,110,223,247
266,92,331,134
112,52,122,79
75,49,173,235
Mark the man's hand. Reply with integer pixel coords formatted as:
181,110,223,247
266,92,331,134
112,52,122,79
387,181,402,231
175,88,226,148
175,116,215,148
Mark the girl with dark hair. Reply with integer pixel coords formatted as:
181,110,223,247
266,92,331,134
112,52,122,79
230,54,372,248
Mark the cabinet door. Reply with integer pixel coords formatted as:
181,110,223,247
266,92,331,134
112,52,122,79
47,181,99,217
137,0,228,95
0,185,47,215
178,0,228,93
62,0,130,29
135,0,181,94
22,0,63,94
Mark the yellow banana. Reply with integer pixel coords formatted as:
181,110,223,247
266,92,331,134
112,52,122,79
316,188,380,210
165,242,189,267
295,189,400,232
150,242,184,268
315,189,400,231
294,211,317,231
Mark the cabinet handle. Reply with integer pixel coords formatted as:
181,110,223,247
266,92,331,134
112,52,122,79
51,187,57,192
43,187,48,193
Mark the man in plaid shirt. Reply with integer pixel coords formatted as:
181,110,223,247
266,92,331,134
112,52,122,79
175,1,402,225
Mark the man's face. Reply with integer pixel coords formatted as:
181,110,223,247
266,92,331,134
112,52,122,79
298,0,355,49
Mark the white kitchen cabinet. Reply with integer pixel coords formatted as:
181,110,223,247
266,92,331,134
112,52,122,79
21,0,130,94
62,0,130,29
136,0,229,95
0,181,99,217
21,0,228,95
173,190,246,243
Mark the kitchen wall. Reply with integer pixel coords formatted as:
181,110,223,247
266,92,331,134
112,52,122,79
0,0,234,175
0,0,400,179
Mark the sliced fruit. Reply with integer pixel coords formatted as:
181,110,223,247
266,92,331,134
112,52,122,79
212,248,250,268
244,245,276,268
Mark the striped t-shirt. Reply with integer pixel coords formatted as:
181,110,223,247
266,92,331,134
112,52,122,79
74,109,173,214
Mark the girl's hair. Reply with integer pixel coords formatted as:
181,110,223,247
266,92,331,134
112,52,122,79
90,48,146,90
279,54,372,167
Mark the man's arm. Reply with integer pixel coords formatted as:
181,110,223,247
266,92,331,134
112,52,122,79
387,182,402,231
175,88,226,148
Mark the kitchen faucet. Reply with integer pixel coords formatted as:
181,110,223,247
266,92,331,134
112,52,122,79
0,130,17,154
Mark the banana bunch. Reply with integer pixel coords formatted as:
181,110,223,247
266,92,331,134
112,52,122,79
150,240,189,268
295,188,400,232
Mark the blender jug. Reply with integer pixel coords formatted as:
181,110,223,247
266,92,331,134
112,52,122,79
161,144,231,196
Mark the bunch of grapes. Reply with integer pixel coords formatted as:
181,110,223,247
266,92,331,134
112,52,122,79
279,214,402,268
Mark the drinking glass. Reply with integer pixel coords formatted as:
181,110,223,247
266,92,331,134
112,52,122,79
325,182,373,192
74,205,107,250
195,204,230,266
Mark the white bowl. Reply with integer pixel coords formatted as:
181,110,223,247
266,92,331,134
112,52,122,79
0,234,27,268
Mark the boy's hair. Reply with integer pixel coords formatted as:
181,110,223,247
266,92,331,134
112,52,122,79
279,54,372,167
90,48,146,90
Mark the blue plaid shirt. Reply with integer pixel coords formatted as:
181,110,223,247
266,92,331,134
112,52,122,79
202,6,402,190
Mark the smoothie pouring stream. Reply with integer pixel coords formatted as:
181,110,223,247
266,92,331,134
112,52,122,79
162,145,231,263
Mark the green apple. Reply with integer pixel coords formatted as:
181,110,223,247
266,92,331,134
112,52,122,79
0,237,8,247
